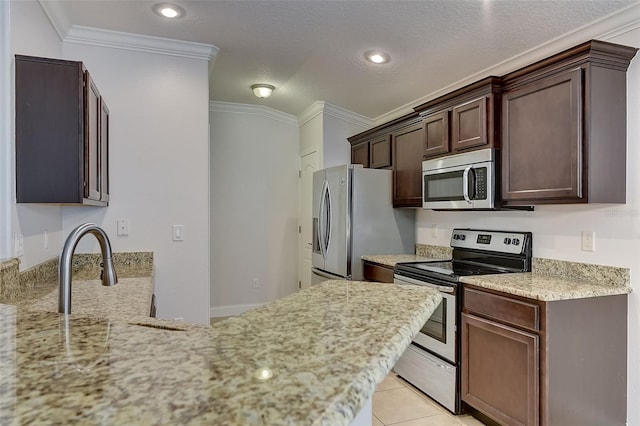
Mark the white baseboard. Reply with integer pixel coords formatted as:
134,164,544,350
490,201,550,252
210,302,265,318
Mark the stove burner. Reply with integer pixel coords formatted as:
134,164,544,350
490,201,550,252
395,228,532,283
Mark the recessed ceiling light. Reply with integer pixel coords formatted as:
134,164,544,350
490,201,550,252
152,3,185,19
365,51,390,64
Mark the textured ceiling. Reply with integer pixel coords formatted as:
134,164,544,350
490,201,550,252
49,0,638,119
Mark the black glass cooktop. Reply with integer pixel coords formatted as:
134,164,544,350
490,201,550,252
395,260,520,284
405,261,508,276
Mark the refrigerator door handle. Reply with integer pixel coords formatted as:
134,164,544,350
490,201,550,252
318,180,329,259
324,181,331,256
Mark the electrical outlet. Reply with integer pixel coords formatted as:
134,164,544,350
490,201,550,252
14,234,24,257
117,219,130,236
252,278,260,289
431,224,438,238
581,231,595,252
44,230,48,249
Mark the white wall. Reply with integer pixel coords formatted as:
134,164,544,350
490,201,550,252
57,39,212,324
5,2,213,325
209,102,299,316
8,0,65,267
1,0,12,259
322,104,372,168
416,28,640,425
298,101,372,169
299,110,323,165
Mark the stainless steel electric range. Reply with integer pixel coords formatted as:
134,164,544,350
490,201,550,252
393,228,532,414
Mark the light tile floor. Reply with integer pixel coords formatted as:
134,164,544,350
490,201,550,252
373,372,486,426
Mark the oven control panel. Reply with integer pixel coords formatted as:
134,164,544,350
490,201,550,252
450,229,531,255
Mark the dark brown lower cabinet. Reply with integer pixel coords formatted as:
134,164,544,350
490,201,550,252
362,261,394,283
462,313,539,426
462,285,627,426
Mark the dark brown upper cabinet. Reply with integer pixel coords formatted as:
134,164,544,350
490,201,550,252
348,112,422,207
350,141,369,168
15,55,110,206
415,76,501,160
369,134,392,169
501,40,637,205
452,97,488,151
423,110,449,158
391,120,424,207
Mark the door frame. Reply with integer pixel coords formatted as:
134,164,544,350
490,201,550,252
298,148,319,289
0,1,12,259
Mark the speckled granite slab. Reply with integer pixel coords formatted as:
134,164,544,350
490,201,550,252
361,254,442,267
362,245,452,268
416,244,452,260
25,276,154,319
532,257,629,288
0,280,441,426
0,252,153,306
461,271,631,302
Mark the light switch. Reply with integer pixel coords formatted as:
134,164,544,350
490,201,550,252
173,225,184,241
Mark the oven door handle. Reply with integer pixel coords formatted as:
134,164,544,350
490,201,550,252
421,350,456,370
394,276,455,294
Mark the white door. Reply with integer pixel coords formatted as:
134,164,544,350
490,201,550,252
298,150,319,289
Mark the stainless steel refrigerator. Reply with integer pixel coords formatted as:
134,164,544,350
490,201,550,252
311,164,415,283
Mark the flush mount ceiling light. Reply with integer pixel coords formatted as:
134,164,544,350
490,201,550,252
364,51,390,64
251,84,275,98
152,3,185,18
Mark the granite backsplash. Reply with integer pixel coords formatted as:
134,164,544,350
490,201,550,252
0,252,153,304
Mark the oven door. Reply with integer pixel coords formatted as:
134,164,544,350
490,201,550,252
394,275,456,363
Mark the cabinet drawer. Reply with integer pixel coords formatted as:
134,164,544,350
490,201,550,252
363,262,394,283
463,287,539,332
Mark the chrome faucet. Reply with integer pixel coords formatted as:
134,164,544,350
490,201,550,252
58,223,118,314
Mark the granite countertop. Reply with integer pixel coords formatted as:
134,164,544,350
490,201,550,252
361,254,441,267
461,273,631,301
0,280,441,425
26,276,154,319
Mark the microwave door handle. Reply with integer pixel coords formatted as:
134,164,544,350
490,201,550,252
462,167,473,204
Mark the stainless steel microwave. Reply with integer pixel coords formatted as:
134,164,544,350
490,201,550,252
422,148,495,210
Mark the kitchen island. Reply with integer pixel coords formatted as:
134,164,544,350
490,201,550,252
0,280,441,425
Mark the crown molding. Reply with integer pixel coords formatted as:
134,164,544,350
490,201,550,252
38,1,217,61
209,102,298,127
64,26,218,61
38,0,70,41
298,101,373,129
374,3,640,124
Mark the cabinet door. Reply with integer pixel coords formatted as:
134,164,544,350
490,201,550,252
502,68,582,203
84,71,101,202
462,312,539,426
362,261,394,283
423,110,450,158
392,122,424,207
452,97,487,151
100,98,110,203
370,135,392,168
351,142,369,167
